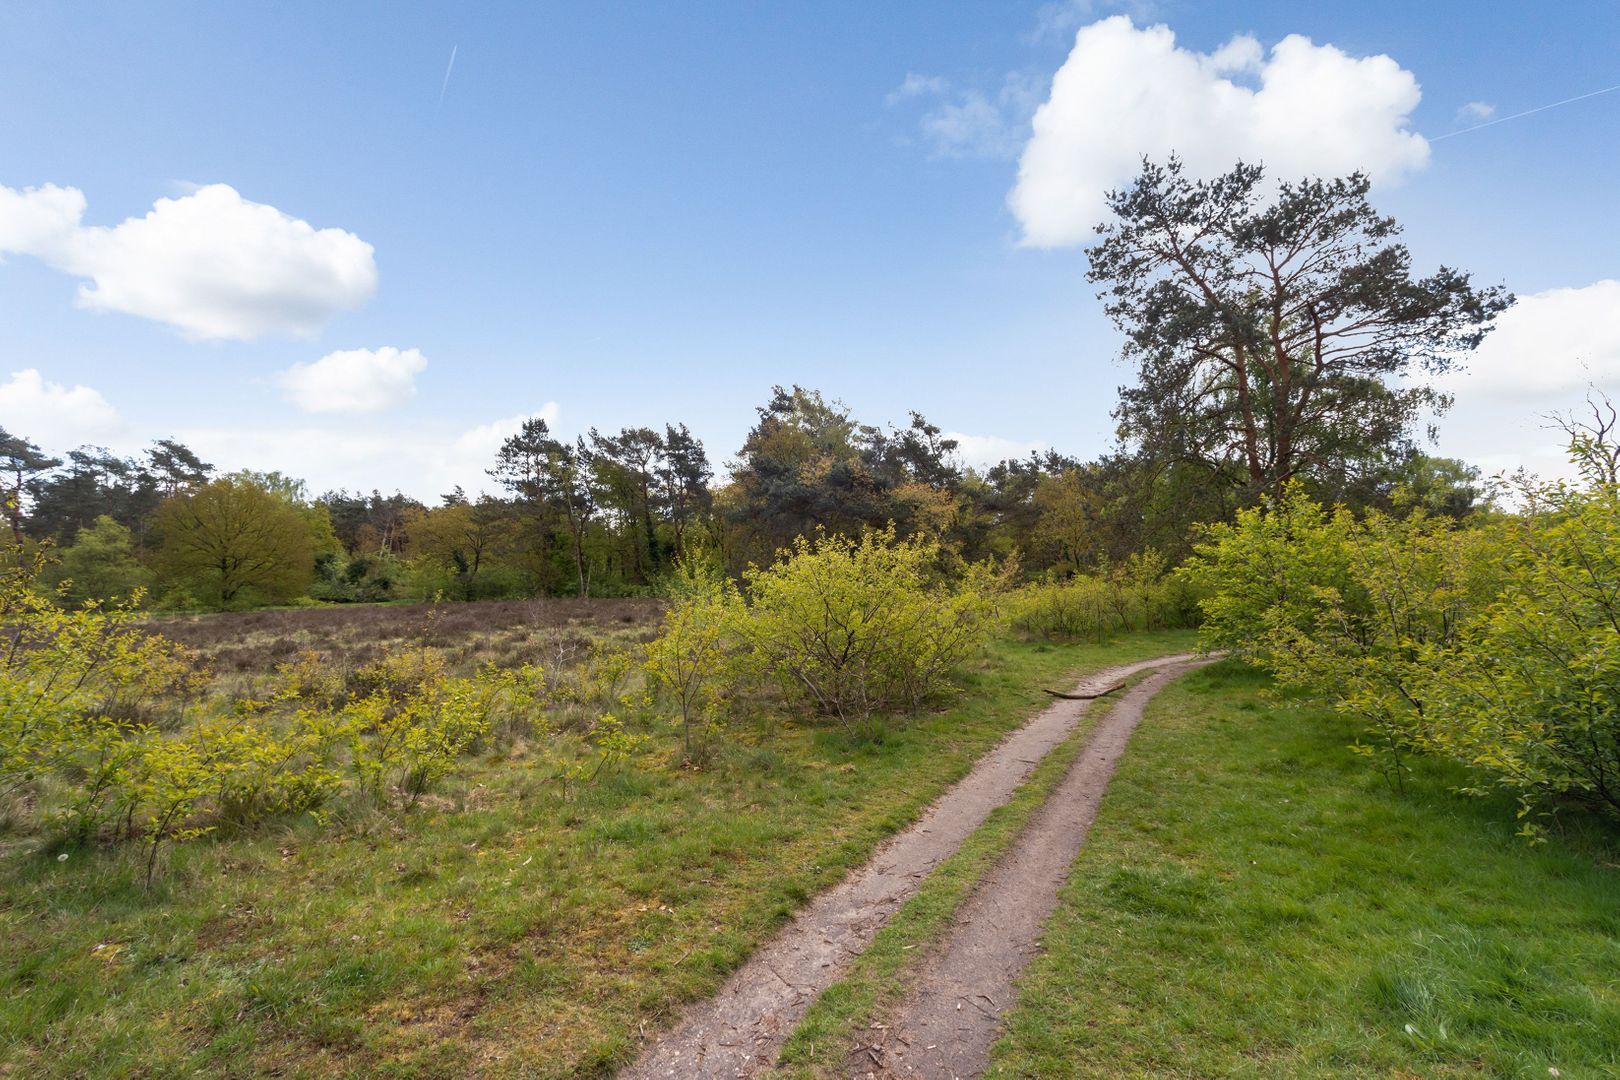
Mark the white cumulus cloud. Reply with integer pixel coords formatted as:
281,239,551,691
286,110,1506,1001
0,368,124,448
0,182,377,340
0,183,86,255
945,431,1048,472
1010,16,1430,246
452,404,564,464
1445,281,1620,398
276,347,428,414
1431,280,1620,482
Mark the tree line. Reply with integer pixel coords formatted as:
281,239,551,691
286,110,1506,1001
4,159,1506,611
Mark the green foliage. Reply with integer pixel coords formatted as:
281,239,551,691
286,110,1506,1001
1415,474,1620,826
0,544,540,877
730,527,1003,728
347,670,499,804
403,499,521,600
645,530,1007,743
122,730,216,887
1182,438,1620,830
1089,158,1511,498
721,387,963,569
348,645,450,702
153,477,316,608
47,516,153,606
1175,486,1363,663
0,546,198,803
193,708,353,824
644,565,739,761
1249,507,1504,784
311,550,406,603
1007,550,1198,641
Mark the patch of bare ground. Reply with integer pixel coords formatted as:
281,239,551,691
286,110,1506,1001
619,654,1197,1080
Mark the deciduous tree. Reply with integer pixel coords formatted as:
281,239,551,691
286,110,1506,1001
153,477,316,606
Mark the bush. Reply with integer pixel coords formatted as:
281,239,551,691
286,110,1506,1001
0,542,532,873
1008,550,1197,641
729,527,1003,728
1,547,199,804
1416,475,1620,827
46,516,153,607
311,552,405,603
644,566,739,761
1182,447,1620,832
1175,487,1362,662
347,672,498,804
1233,506,1504,782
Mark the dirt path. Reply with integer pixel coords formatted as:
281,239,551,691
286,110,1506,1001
854,659,1207,1079
620,654,1197,1080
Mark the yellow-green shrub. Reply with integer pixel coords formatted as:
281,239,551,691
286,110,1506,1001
348,646,448,702
1008,550,1197,642
1414,475,1620,828
731,527,1003,727
1246,508,1506,781
1,545,200,804
1183,454,1620,830
0,542,519,869
1175,487,1363,662
348,672,498,804
645,572,739,760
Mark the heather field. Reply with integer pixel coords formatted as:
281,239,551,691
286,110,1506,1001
140,598,665,679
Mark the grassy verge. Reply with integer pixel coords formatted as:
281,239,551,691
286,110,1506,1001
990,661,1620,1078
764,675,1149,1079
0,631,1193,1078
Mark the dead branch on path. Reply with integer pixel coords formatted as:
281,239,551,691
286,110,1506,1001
1041,679,1127,701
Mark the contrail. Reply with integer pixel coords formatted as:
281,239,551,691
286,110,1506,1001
1432,82,1620,141
438,44,458,109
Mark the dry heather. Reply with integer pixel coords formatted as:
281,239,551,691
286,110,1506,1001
139,597,665,680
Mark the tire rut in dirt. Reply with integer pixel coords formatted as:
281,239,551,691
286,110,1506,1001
618,654,1197,1080
851,659,1208,1079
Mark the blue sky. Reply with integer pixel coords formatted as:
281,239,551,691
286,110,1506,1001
1,1,1616,497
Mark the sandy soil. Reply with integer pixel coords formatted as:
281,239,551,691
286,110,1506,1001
619,654,1197,1080
853,659,1207,1079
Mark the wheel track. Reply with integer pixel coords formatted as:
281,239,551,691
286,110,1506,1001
619,653,1198,1080
855,658,1208,1079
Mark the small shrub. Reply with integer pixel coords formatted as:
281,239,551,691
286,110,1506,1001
1,546,199,805
348,671,498,805
1415,474,1620,828
732,527,1004,729
348,647,448,702
645,570,740,761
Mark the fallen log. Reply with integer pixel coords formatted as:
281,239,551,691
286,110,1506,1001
1041,680,1127,701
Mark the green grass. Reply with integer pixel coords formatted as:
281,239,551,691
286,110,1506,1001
764,676,1150,1079
989,661,1620,1078
0,631,1193,1078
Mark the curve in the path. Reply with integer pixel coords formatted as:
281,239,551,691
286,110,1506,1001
619,653,1198,1080
855,658,1208,1079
